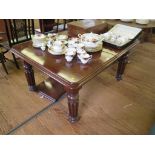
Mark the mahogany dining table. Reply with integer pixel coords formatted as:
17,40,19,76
10,39,139,123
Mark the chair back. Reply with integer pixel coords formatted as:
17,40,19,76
39,19,55,33
4,19,35,47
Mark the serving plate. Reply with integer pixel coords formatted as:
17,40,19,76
110,24,142,39
102,24,142,48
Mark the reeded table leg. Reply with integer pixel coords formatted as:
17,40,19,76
66,88,80,123
23,61,37,91
116,54,128,81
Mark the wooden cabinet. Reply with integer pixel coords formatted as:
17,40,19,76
0,19,7,41
67,19,108,37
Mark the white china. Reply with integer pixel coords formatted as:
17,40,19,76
70,37,79,42
48,47,66,55
65,47,76,56
65,55,74,62
32,34,46,48
103,32,129,46
41,46,46,51
102,24,142,47
115,36,128,45
67,40,77,48
83,41,102,52
79,58,90,64
77,54,92,64
68,40,76,45
48,33,57,38
102,32,111,40
52,45,63,53
78,53,92,59
76,48,86,54
47,40,52,48
56,35,68,41
136,19,149,25
78,32,102,42
76,43,85,48
53,40,64,46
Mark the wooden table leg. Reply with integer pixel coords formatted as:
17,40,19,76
116,54,128,81
65,88,80,123
23,61,37,91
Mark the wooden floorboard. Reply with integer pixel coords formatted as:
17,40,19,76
0,41,155,135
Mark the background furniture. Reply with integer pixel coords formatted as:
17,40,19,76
39,19,57,33
0,44,8,74
0,19,35,73
67,19,108,37
38,19,79,34
105,19,155,42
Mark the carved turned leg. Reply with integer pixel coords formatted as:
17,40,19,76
23,61,37,91
116,54,128,81
66,89,80,123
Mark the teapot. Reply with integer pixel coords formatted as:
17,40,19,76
78,32,101,42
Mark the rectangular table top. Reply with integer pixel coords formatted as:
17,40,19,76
10,40,139,87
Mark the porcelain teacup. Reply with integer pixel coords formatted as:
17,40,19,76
66,47,76,56
47,40,52,48
78,53,92,59
77,54,92,64
65,55,74,62
76,48,86,54
53,40,64,46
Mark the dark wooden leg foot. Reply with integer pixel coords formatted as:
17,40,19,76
23,61,37,91
116,54,128,81
66,89,79,123
12,53,20,69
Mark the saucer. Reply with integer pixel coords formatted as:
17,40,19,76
32,43,42,48
48,49,66,55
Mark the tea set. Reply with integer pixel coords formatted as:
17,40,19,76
31,32,104,64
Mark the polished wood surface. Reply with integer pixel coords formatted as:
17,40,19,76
11,40,138,86
67,19,108,37
0,41,155,134
0,19,35,72
10,39,139,122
